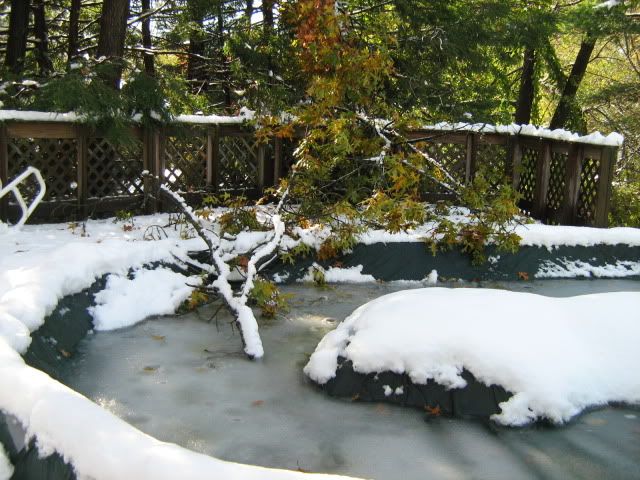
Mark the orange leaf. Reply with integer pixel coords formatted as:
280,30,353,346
424,405,441,417
517,271,529,281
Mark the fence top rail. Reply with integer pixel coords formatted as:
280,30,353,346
0,109,623,148
417,122,623,148
0,108,254,127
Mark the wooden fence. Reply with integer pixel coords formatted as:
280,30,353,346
0,117,618,227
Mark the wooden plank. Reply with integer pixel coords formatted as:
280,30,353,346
7,122,77,139
155,128,166,211
206,128,214,186
141,127,156,213
475,133,508,145
75,126,89,219
407,131,468,145
532,140,552,220
257,142,266,192
464,133,477,183
211,126,220,190
274,137,283,185
507,136,522,189
561,144,584,225
594,147,617,228
0,125,8,222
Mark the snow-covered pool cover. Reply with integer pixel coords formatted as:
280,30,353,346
304,288,640,426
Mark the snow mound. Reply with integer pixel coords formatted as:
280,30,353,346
90,268,201,331
301,264,376,284
0,443,12,480
304,288,640,426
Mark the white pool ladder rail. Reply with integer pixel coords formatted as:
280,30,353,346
0,166,47,227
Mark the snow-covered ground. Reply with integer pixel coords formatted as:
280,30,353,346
304,288,640,426
1,212,639,478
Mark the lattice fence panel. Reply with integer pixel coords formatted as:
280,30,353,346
545,151,567,214
418,142,466,194
476,143,508,188
165,133,207,192
88,138,144,198
7,137,78,201
218,135,259,190
517,147,538,205
577,157,601,224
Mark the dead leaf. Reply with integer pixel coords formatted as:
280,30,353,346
251,400,264,407
374,404,389,415
59,349,71,358
151,335,166,341
296,461,311,473
122,224,133,232
351,393,360,402
143,366,158,372
424,405,442,417
583,417,607,426
237,256,249,272
517,271,529,281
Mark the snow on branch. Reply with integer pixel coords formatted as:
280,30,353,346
155,183,288,359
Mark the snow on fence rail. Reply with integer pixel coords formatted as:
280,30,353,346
0,111,620,226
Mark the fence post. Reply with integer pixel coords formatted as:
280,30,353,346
594,146,617,228
507,136,522,189
142,127,156,213
257,141,266,193
465,133,477,183
532,140,552,221
76,125,88,219
154,127,166,211
274,136,283,186
209,126,220,191
562,144,584,225
0,125,8,222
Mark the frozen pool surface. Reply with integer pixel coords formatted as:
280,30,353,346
60,280,640,480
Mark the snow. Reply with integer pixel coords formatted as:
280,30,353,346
536,259,640,279
425,269,438,285
304,288,640,426
0,443,12,480
301,264,376,284
0,108,255,126
595,0,620,8
356,221,640,249
90,268,201,331
422,122,624,147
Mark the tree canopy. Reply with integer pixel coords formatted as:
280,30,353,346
0,0,639,225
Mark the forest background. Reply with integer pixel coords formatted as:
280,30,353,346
1,0,639,226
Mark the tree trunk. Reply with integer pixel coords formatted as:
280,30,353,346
217,1,232,108
187,16,205,92
141,0,155,75
549,38,596,130
96,0,131,89
67,0,81,64
32,0,53,75
245,0,254,28
262,0,274,36
514,47,535,125
5,0,31,75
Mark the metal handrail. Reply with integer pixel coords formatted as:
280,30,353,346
0,166,47,227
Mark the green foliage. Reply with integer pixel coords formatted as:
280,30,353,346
249,278,291,317
422,175,522,265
